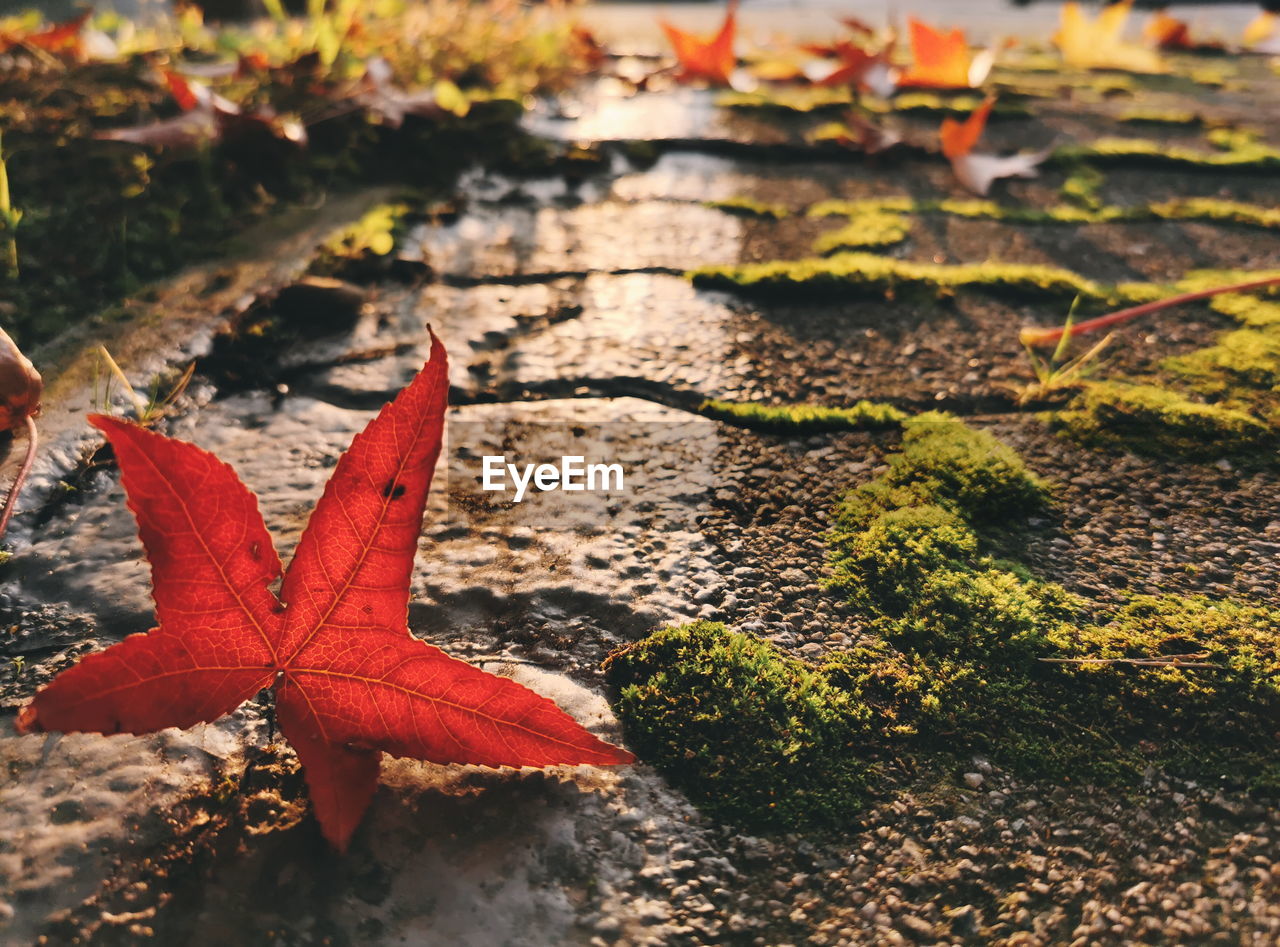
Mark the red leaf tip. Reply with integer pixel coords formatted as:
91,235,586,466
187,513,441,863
15,703,41,734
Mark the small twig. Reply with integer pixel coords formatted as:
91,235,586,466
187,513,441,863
1040,653,1223,670
1020,274,1280,348
0,415,39,542
96,345,148,417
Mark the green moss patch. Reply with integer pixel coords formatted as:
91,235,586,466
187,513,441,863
609,419,1280,831
811,211,910,254
1208,292,1280,328
308,202,411,280
1117,107,1202,126
716,88,1027,120
1056,136,1280,172
1048,380,1274,457
1060,163,1106,210
807,194,1280,234
689,252,1110,303
1148,198,1280,229
698,398,907,433
1165,328,1280,393
1047,271,1280,457
604,621,873,831
835,412,1048,528
715,87,852,114
866,93,1030,119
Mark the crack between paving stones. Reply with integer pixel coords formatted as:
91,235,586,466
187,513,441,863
292,376,1018,424
437,266,685,288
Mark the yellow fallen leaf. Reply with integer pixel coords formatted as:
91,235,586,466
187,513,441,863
1053,0,1167,74
1244,11,1280,52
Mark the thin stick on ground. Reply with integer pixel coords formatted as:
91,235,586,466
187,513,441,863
1020,274,1280,348
0,415,38,542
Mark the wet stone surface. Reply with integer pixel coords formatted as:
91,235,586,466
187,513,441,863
4,48,1280,947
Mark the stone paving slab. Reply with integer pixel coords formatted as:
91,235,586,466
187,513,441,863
6,26,1280,945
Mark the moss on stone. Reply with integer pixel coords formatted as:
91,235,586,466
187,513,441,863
603,621,873,830
609,419,1280,831
806,197,914,219
882,565,1072,661
698,398,907,433
703,197,790,219
1188,66,1230,88
1117,107,1200,126
1058,136,1280,171
1208,292,1280,328
808,194,1280,241
828,415,1062,662
310,202,410,278
935,199,1125,224
829,504,980,612
689,252,1108,302
715,87,852,114
872,92,1030,119
719,88,1028,120
1149,197,1280,229
887,413,1049,521
1049,380,1273,455
1164,328,1280,393
826,419,1280,781
1060,163,1106,210
1207,125,1262,151
1048,596,1280,789
811,211,911,253
1174,267,1280,291
828,415,1048,536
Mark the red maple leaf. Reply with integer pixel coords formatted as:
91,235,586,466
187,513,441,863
660,0,737,86
0,9,91,58
16,332,632,849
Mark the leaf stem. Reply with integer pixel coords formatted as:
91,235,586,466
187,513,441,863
0,415,39,542
1019,274,1280,348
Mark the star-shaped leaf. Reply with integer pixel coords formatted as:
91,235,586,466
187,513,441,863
17,332,632,849
660,0,737,86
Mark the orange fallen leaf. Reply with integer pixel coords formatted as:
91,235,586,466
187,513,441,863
1054,0,1166,73
1142,11,1223,52
940,97,995,161
941,97,1049,195
899,18,991,90
1143,10,1190,48
660,0,737,86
